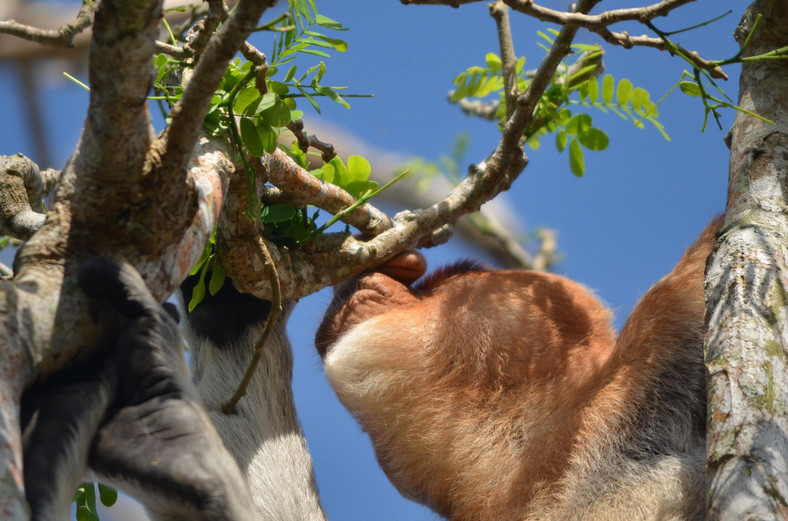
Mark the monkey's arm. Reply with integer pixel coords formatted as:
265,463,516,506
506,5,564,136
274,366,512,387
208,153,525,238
181,275,327,521
21,356,116,521
80,258,256,521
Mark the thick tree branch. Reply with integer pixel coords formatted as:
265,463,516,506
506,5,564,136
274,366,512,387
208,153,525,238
0,1,94,47
705,1,788,519
0,155,61,241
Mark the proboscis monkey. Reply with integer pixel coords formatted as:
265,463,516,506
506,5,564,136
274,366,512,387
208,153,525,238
316,218,722,521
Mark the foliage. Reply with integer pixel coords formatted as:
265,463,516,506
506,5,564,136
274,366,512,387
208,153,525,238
450,30,667,176
180,1,393,312
73,482,117,521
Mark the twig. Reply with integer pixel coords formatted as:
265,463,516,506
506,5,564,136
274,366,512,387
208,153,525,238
160,0,276,174
221,237,282,413
286,120,337,163
155,41,195,60
490,1,518,119
0,2,94,47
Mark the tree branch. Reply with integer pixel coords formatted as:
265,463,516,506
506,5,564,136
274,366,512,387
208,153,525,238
705,1,788,518
261,149,391,235
0,155,59,241
0,1,94,47
490,1,518,120
158,0,276,174
218,0,601,301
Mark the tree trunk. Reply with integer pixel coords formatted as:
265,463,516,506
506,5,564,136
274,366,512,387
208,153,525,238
705,1,788,519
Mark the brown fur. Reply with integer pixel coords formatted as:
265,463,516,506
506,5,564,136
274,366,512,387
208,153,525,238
315,217,722,521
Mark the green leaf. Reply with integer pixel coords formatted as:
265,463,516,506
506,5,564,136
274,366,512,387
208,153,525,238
314,85,350,109
188,262,209,312
555,129,568,152
555,108,571,126
261,204,298,223
297,85,321,113
586,76,599,102
314,34,348,52
268,81,290,95
601,74,614,104
233,86,261,114
347,155,371,182
526,131,541,150
208,264,226,295
240,117,265,157
245,92,278,115
566,113,592,135
203,108,228,136
256,120,278,153
298,48,331,58
679,81,702,97
326,157,349,185
485,53,502,73
537,30,554,45
631,87,649,109
98,484,118,508
578,128,609,151
616,78,633,106
283,65,298,83
344,180,379,199
261,99,293,127
568,137,585,177
315,14,347,30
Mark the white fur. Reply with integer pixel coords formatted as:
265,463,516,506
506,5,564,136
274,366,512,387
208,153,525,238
188,310,327,521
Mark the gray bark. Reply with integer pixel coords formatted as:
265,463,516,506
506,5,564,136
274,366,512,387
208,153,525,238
705,1,788,519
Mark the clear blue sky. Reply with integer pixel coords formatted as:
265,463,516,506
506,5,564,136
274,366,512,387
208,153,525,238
0,0,741,519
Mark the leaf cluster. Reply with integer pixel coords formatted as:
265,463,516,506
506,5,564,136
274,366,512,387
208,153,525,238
450,30,668,176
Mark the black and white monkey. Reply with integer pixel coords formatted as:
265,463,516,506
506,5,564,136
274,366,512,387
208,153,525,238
21,258,325,521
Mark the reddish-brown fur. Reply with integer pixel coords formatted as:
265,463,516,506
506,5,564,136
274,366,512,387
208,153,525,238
316,217,722,521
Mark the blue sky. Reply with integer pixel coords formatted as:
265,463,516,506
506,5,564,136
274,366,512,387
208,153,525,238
0,0,742,519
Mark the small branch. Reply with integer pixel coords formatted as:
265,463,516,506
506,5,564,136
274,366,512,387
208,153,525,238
155,41,195,60
159,0,276,174
261,149,391,235
221,237,282,413
400,0,483,5
599,27,727,79
404,0,724,78
490,1,518,120
0,1,94,47
286,120,337,163
239,41,269,95
503,0,695,27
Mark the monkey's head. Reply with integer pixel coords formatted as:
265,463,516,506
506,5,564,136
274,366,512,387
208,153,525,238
315,252,617,516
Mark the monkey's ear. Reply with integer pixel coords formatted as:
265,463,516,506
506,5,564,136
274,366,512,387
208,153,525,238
78,257,160,319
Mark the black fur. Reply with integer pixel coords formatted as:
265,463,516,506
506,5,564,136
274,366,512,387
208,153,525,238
21,258,254,521
181,272,271,348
